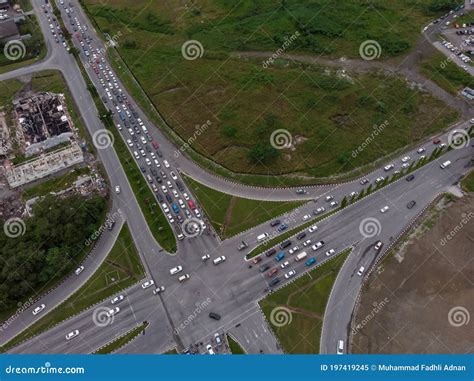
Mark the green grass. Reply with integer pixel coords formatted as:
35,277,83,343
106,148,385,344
80,0,458,184
420,51,474,95
183,175,304,238
93,321,149,354
227,335,245,354
461,171,474,192
260,248,350,353
1,224,144,352
163,348,178,354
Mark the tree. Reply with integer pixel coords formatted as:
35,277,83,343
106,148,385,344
247,142,279,164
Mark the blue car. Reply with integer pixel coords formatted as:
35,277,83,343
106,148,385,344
278,224,288,232
172,204,180,214
305,257,316,266
275,251,285,262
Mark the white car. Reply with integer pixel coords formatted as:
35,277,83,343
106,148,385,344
213,256,226,265
357,266,365,276
170,171,178,180
178,274,190,282
312,241,324,251
330,201,338,207
32,304,46,316
153,286,165,295
162,203,169,213
206,344,215,355
172,189,179,198
183,192,190,201
383,164,394,171
308,224,318,233
303,239,312,247
401,163,409,168
141,280,154,289
280,261,290,269
288,246,300,255
284,269,296,279
325,249,335,256
126,139,133,147
314,207,325,215
161,185,168,194
178,199,185,209
167,180,173,189
111,295,124,304
106,307,120,317
201,254,210,261
170,266,183,275
337,340,344,355
374,241,383,251
65,330,80,341
349,191,357,198
375,176,385,184
401,156,410,163
214,332,222,346
163,160,170,168
325,195,333,202
145,158,151,166
380,205,390,213
167,214,175,223
74,266,84,275
114,185,120,194
302,214,311,221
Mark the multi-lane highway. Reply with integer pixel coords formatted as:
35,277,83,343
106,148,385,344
0,0,472,355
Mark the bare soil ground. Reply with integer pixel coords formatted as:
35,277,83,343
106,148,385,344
352,195,473,354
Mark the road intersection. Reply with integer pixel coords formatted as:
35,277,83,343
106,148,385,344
0,0,472,355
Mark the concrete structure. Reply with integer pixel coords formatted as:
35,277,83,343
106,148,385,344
0,19,19,42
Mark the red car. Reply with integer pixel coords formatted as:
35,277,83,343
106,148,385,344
252,256,262,264
433,138,441,144
152,140,159,149
187,200,196,210
267,268,278,277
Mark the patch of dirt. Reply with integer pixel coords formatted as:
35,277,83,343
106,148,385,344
351,195,474,354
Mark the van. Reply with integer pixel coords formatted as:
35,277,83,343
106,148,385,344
440,160,451,169
257,232,269,242
295,251,308,261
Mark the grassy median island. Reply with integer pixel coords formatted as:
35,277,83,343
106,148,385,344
82,0,458,184
93,321,149,354
227,335,245,354
183,175,304,238
461,171,474,192
260,248,351,353
1,224,144,352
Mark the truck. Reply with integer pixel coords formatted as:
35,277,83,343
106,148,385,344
295,251,308,262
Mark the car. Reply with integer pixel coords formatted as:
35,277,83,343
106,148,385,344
311,241,324,251
401,156,410,163
111,295,124,304
268,277,280,287
349,191,358,198
209,312,221,320
275,251,285,261
360,178,369,185
308,224,318,233
170,266,183,275
183,192,190,201
252,256,262,264
375,176,385,184
213,256,226,265
313,207,325,215
374,241,383,251
303,239,312,247
265,248,276,257
280,261,290,269
284,269,296,279
380,205,390,213
296,232,307,240
65,330,80,341
163,160,170,168
325,195,333,202
406,174,415,181
170,171,178,180
288,246,300,255
305,257,316,266
237,241,248,251
270,219,281,227
153,286,166,295
302,214,311,221
433,138,441,144
296,189,307,195
325,248,335,256
74,266,84,275
32,304,46,316
161,185,168,194
401,163,409,169
206,344,215,355
384,164,394,171
417,148,425,154
187,200,196,210
357,266,365,276
277,224,288,232
259,264,270,273
214,333,222,346
407,200,416,209
106,307,120,317
337,340,344,355
279,240,291,249
330,201,338,207
141,280,154,289
178,274,190,282
202,254,210,261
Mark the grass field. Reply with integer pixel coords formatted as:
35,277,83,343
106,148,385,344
260,248,350,353
461,171,474,192
183,175,304,238
227,335,245,354
81,0,459,183
420,51,474,95
94,321,149,354
1,224,144,352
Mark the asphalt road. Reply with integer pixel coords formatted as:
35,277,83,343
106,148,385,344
0,0,472,355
